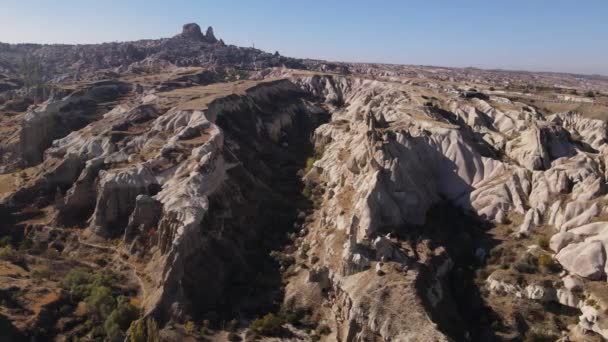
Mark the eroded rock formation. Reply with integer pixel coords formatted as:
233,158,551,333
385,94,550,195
2,23,608,342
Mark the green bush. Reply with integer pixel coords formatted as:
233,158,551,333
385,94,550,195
537,237,549,250
304,157,316,173
537,254,553,267
61,268,115,300
302,186,313,201
130,320,145,342
105,302,139,331
61,267,94,300
90,269,115,288
104,321,123,342
86,286,116,320
129,318,160,342
184,320,195,335
249,313,284,336
0,236,11,247
18,238,33,251
280,299,306,325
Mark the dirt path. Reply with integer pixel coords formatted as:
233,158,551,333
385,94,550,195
76,236,147,303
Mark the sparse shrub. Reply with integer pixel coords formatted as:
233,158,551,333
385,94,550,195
104,321,123,342
270,251,295,268
523,330,559,342
184,320,196,335
280,299,306,325
105,301,139,333
537,237,549,250
304,157,316,173
31,265,51,279
512,254,538,274
90,326,106,338
302,186,313,201
129,318,160,342
61,267,94,300
18,238,33,251
144,318,160,342
586,91,595,98
0,236,11,247
487,248,503,265
226,319,239,332
0,246,22,263
537,254,560,273
537,254,553,267
199,326,210,336
86,286,116,320
249,313,284,336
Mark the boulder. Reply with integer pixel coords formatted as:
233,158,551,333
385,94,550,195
550,232,582,253
556,241,606,280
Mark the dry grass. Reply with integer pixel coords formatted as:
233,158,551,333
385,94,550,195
0,163,49,197
0,261,27,277
120,67,205,85
336,185,355,212
158,79,269,110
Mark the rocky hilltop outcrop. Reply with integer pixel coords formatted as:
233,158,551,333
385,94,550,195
0,23,305,85
176,23,217,43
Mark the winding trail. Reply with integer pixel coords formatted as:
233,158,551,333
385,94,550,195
76,235,148,303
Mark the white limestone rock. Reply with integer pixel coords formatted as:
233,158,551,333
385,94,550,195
556,241,606,280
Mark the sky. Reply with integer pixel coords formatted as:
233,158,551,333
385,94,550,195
0,0,607,75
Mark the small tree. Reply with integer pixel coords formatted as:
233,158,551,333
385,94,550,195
86,286,116,320
184,320,196,335
129,318,160,342
249,313,284,336
537,236,549,250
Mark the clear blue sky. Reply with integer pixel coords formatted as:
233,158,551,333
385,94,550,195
1,0,607,75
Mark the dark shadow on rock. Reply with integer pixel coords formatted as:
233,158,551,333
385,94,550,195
175,82,330,323
387,202,501,342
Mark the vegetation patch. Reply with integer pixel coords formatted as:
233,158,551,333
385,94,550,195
61,267,140,341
